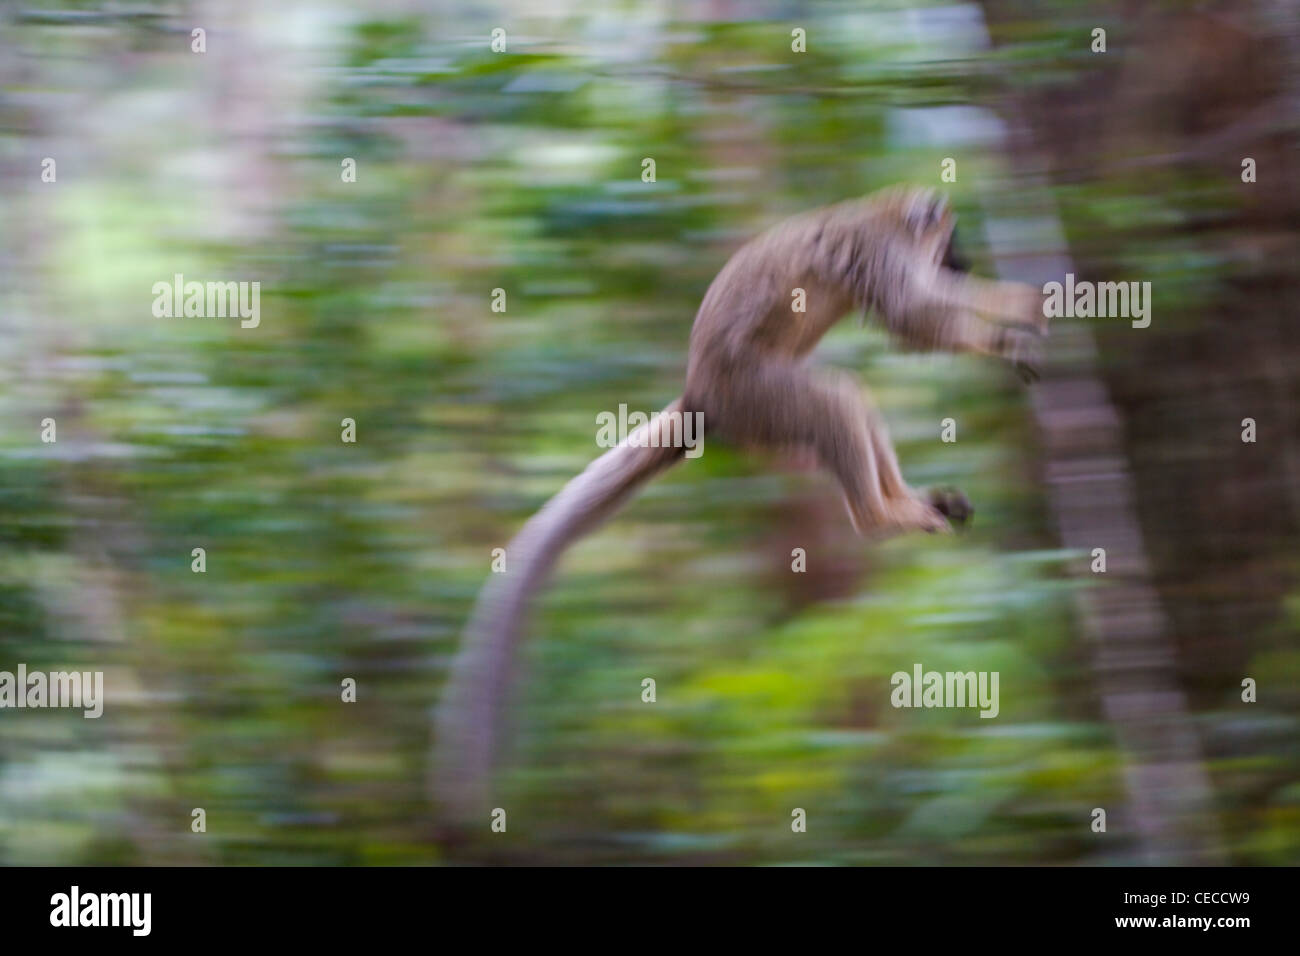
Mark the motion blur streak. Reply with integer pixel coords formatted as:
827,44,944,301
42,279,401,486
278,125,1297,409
0,1,1296,865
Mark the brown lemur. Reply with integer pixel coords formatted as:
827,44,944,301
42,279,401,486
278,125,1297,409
434,185,1048,819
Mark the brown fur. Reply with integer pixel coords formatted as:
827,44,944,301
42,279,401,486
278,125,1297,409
683,185,1044,535
433,186,1047,821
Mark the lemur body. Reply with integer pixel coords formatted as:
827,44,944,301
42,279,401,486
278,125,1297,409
435,186,1047,819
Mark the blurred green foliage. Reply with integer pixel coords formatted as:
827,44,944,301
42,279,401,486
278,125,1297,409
0,1,1296,865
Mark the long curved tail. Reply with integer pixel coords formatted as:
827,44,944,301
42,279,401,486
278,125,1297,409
433,398,690,822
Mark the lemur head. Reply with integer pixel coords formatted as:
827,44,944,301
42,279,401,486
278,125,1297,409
894,186,963,270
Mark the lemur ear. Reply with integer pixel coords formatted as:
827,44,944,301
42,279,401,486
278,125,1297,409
903,189,952,236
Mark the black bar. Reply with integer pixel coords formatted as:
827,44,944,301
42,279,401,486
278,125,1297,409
0,865,1284,942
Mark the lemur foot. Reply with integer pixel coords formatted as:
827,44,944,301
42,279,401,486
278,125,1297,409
928,486,973,528
889,496,952,535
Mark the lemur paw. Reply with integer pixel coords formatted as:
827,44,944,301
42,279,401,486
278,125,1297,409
1014,359,1040,384
1020,284,1050,336
928,486,973,528
1004,330,1043,384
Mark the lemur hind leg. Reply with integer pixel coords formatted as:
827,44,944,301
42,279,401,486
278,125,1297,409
695,359,951,536
862,388,973,529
